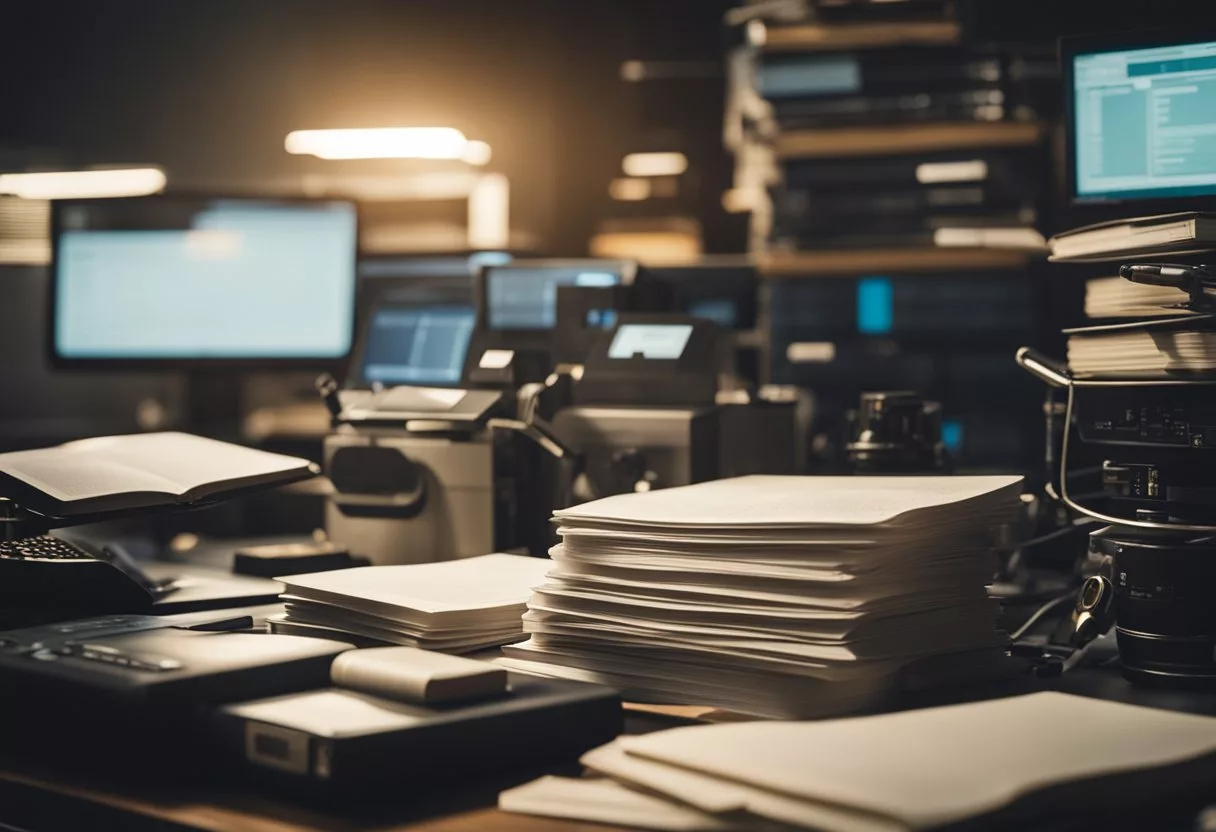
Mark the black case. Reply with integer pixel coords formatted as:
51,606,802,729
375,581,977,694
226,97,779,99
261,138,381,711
210,672,622,798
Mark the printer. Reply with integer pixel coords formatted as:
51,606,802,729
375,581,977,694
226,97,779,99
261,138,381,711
323,259,667,563
552,314,798,498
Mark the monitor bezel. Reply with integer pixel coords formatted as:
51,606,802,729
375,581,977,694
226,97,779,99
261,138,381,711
1063,26,1216,217
48,193,361,370
474,258,639,335
346,299,476,390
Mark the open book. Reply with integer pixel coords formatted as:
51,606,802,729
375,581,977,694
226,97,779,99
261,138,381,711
0,432,317,518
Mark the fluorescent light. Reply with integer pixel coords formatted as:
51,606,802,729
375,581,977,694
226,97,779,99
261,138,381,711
609,177,652,201
461,140,493,166
622,152,688,178
467,173,509,250
285,127,491,163
916,160,988,184
0,168,166,199
786,342,837,364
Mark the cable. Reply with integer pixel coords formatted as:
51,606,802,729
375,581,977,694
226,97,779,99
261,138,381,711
994,518,1098,554
1010,592,1076,641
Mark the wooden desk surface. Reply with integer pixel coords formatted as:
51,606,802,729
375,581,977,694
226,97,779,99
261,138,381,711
0,758,622,832
0,709,696,832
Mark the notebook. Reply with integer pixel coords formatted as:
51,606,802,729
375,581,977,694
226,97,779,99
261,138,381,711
1048,212,1216,262
0,432,316,517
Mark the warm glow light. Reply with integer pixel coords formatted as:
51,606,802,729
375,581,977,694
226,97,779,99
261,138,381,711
285,127,490,164
461,140,493,166
622,152,688,178
609,177,652,201
467,173,510,250
0,168,166,200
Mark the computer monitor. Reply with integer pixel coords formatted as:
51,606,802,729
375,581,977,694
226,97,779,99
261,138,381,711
479,260,634,332
50,196,358,366
645,262,758,331
350,303,476,388
357,251,511,282
1065,28,1216,210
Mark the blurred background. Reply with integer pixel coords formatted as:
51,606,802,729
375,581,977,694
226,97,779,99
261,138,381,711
2,0,1213,477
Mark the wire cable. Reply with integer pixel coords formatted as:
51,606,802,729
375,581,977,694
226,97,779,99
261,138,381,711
1010,592,1076,641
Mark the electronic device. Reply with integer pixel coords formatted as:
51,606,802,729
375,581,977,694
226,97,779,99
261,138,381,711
1019,340,1216,688
468,258,672,375
232,541,360,578
348,303,476,388
51,196,358,365
0,617,352,713
647,262,758,332
1065,28,1216,214
213,666,621,798
49,195,358,434
553,314,797,499
322,260,676,563
0,531,286,629
845,391,950,473
480,260,630,332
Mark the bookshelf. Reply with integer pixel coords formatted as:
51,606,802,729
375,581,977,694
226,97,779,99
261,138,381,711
774,121,1047,160
762,21,961,53
758,247,1036,276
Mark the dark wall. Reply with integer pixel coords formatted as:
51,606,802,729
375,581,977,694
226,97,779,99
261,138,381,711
0,0,736,255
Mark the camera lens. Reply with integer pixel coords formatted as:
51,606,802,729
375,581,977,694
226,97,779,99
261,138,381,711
845,391,946,473
1092,530,1216,688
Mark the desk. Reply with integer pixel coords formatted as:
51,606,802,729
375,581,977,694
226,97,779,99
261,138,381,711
0,710,686,832
3,668,1214,832
0,757,621,832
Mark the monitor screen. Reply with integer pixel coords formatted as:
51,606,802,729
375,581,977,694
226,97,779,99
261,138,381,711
486,266,622,330
1072,37,1216,202
607,324,693,360
52,197,357,361
359,304,475,386
358,251,511,280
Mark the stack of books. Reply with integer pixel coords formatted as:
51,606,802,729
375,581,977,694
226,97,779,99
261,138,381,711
731,6,1053,255
268,553,553,653
1050,215,1216,377
499,475,1023,718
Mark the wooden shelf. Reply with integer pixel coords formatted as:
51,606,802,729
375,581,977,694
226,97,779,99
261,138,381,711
774,121,1046,160
762,21,960,53
758,247,1037,277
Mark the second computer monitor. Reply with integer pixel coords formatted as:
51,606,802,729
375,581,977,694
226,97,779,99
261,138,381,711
353,303,475,387
480,260,635,331
50,195,358,365
1067,28,1216,209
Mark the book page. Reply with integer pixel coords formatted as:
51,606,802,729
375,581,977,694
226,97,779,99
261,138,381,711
0,453,183,506
57,432,310,499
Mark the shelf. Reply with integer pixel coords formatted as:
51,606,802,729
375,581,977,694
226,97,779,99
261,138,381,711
761,20,960,53
774,122,1046,160
758,247,1036,276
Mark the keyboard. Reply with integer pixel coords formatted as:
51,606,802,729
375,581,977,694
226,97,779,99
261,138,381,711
0,536,166,627
0,536,95,561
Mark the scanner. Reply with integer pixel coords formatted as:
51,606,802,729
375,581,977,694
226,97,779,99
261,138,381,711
553,314,799,498
323,259,666,563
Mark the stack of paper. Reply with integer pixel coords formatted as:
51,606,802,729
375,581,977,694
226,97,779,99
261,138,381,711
268,553,552,653
1084,275,1195,319
1067,329,1216,375
499,475,1023,718
501,693,1216,831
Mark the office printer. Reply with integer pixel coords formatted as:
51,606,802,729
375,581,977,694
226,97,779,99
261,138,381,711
324,260,668,563
552,314,798,497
